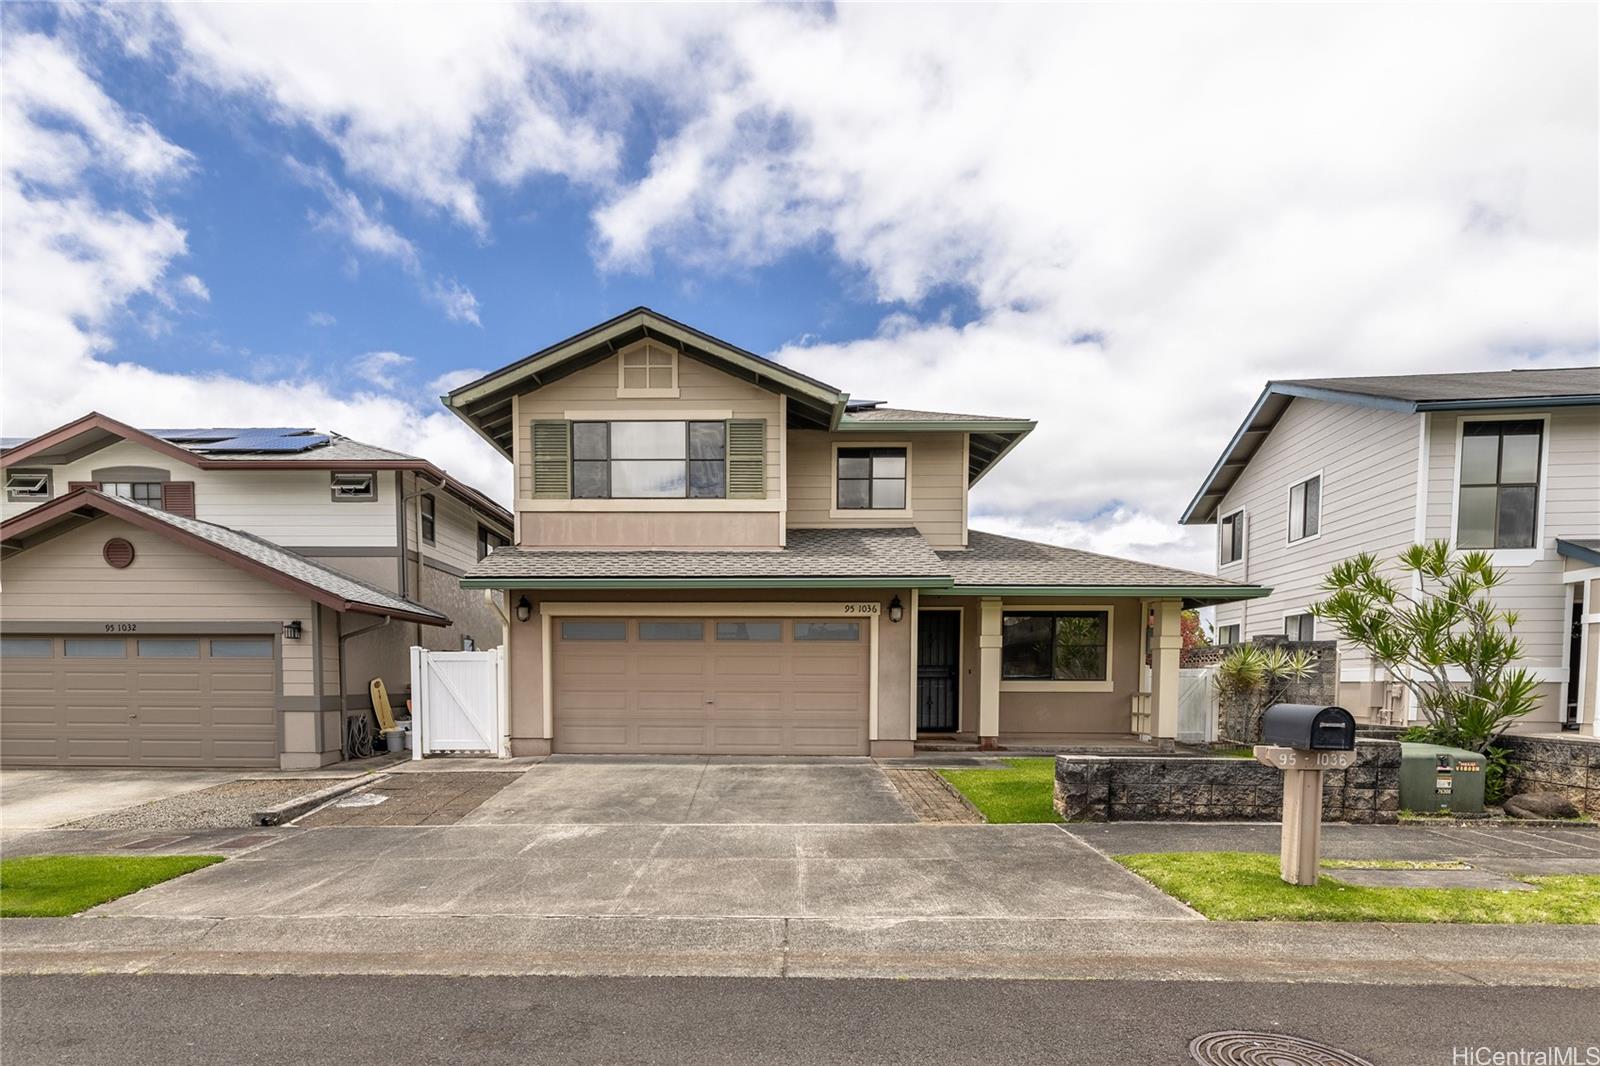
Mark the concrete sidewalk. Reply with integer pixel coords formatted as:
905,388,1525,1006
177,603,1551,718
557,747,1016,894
5,913,1598,985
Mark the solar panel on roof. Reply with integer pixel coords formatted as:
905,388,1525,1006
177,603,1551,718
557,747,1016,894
145,428,328,453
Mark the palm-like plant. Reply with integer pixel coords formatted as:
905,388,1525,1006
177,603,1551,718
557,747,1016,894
1213,644,1317,741
1311,542,1539,753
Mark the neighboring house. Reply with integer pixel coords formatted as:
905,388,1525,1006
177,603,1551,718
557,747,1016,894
1181,368,1600,736
443,307,1267,757
0,414,512,769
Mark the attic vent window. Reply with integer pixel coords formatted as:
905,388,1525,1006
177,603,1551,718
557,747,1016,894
617,344,679,397
331,472,377,500
5,471,50,501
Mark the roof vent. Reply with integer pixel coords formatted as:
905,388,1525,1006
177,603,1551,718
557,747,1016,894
102,537,135,569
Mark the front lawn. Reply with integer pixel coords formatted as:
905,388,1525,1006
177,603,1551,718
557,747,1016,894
937,758,1060,823
0,855,223,917
1116,851,1600,924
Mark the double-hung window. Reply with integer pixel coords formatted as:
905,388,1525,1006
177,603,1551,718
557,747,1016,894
1287,475,1320,542
1217,624,1241,646
101,482,163,506
836,447,907,510
572,421,727,499
1457,420,1542,549
420,494,436,545
1001,610,1110,682
1219,510,1245,566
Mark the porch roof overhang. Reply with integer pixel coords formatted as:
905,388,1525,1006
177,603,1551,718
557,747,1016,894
945,584,1273,608
1556,538,1600,569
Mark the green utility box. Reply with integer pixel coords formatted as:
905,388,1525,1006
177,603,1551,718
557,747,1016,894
1399,743,1487,814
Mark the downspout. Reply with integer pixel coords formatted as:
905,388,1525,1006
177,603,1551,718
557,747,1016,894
337,615,392,759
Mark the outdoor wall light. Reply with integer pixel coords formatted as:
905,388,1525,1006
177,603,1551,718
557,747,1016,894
888,595,904,624
515,595,533,623
281,620,303,640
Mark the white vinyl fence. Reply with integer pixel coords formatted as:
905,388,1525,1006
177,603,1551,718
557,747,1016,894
409,646,507,758
1177,667,1219,745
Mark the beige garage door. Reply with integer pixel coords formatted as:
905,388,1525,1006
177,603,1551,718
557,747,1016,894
553,617,869,755
0,635,278,767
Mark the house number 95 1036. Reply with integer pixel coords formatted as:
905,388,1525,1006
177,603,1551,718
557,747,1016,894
842,603,880,615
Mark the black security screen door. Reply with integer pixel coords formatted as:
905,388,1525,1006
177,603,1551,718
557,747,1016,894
917,611,960,732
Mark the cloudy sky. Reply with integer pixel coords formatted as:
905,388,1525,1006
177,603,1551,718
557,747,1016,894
3,3,1595,571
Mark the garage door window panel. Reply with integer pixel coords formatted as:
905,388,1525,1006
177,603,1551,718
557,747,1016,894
639,620,705,641
210,639,274,658
794,621,861,641
138,639,200,658
64,639,126,658
561,620,628,640
1,637,54,657
716,621,782,641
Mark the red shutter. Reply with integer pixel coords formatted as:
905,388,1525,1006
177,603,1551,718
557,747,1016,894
161,481,196,517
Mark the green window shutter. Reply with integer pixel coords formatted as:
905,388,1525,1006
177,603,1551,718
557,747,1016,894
530,420,571,499
725,419,766,499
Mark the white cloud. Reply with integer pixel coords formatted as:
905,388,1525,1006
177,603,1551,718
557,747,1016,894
426,368,486,395
306,311,336,327
352,350,412,391
176,274,209,301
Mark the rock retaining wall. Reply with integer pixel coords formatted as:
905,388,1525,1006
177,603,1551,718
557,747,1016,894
1054,739,1401,824
1502,734,1600,816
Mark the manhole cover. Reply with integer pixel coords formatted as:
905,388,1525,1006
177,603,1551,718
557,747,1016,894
333,792,389,808
1190,1031,1374,1066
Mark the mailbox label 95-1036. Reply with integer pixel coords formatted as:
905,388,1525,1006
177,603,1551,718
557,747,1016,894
1252,745,1357,771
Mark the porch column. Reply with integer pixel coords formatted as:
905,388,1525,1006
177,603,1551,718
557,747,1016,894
1148,599,1183,747
978,597,1003,748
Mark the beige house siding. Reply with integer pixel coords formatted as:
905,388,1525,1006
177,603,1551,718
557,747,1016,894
786,429,967,548
513,346,784,548
1211,398,1420,686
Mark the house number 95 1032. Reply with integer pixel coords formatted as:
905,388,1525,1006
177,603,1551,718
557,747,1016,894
103,623,138,633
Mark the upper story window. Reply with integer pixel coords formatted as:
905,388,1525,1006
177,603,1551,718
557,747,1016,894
420,493,436,544
573,420,727,499
1287,474,1321,543
331,472,376,500
477,524,509,560
1457,419,1542,549
616,344,678,397
5,471,50,502
102,482,162,507
1001,610,1111,682
836,447,907,510
1217,623,1241,646
1219,509,1245,566
1284,613,1316,641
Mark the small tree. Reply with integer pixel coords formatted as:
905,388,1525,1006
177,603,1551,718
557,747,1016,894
1311,542,1539,756
1213,643,1316,742
1181,609,1209,650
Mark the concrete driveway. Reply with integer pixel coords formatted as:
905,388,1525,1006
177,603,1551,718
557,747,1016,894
462,756,918,825
0,769,239,834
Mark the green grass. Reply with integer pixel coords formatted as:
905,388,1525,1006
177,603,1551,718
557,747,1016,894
0,855,223,918
1115,851,1600,924
937,758,1061,823
1321,859,1469,871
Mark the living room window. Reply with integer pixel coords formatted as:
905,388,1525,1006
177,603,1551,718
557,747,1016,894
835,447,907,510
1457,419,1543,549
572,421,727,499
616,343,678,397
1001,610,1111,682
1219,509,1245,566
1287,474,1321,543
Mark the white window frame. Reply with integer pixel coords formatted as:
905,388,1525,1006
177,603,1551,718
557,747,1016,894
1282,611,1316,642
1285,470,1323,546
331,471,377,501
829,440,913,520
1217,623,1241,646
5,470,51,502
1218,506,1246,570
998,603,1116,694
615,342,680,399
1447,413,1551,567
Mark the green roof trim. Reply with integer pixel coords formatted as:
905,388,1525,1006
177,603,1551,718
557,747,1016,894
946,584,1274,599
460,576,954,591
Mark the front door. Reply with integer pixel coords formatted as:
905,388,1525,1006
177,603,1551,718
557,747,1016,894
917,610,961,732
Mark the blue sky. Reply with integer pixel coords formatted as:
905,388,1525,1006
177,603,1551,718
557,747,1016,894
3,4,1595,570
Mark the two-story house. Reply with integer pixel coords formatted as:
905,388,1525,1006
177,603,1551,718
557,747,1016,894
1181,368,1600,736
444,308,1267,757
0,414,512,769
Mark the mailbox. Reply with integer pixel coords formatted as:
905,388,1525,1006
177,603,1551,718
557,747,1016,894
1261,704,1356,752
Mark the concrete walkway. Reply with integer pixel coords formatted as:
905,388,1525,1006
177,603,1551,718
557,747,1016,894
0,769,240,833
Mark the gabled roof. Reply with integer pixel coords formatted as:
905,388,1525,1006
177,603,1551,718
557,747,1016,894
444,307,1035,485
1557,539,1600,568
0,412,510,530
1181,366,1600,525
1,489,449,625
460,525,1268,606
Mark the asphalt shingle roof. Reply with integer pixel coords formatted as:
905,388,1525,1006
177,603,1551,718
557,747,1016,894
467,528,947,582
179,435,422,463
841,407,1031,424
113,495,448,621
939,531,1257,590
1282,367,1599,405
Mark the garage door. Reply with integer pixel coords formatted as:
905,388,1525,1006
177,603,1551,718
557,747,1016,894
553,617,869,755
0,635,278,767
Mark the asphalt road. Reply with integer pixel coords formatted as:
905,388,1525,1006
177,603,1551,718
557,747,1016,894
4,975,1597,1065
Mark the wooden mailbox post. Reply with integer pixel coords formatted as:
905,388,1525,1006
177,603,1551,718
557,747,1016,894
1252,745,1356,885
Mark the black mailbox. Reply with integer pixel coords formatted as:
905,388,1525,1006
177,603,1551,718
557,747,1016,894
1261,704,1356,751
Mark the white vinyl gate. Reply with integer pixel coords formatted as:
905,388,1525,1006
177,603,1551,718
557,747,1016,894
1177,667,1219,745
409,646,507,758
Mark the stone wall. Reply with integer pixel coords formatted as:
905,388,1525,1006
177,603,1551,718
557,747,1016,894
1218,638,1340,743
1054,739,1400,824
1501,734,1600,816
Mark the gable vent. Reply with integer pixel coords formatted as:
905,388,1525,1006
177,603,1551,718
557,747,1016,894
726,419,767,499
102,537,136,569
